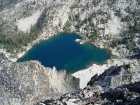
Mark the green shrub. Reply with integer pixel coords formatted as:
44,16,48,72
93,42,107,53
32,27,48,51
70,4,79,9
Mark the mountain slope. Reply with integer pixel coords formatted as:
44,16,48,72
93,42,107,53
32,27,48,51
0,53,79,105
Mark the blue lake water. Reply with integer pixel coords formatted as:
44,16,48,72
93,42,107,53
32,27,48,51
17,33,110,73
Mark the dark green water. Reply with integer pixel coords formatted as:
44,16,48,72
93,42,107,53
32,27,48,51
17,33,110,73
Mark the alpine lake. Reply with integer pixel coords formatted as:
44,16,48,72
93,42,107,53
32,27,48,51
17,33,110,74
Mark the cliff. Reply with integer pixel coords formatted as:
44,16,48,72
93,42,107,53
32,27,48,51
0,53,79,105
44,65,140,105
46,81,140,105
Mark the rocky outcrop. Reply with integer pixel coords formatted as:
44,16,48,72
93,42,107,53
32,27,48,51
43,81,140,105
87,64,140,91
0,53,79,105
43,64,140,105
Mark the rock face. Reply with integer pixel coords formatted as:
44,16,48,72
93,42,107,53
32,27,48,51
44,81,140,105
88,64,140,91
88,65,131,90
44,80,140,105
43,64,140,105
0,53,79,105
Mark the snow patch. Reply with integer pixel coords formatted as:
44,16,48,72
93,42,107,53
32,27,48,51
17,11,42,32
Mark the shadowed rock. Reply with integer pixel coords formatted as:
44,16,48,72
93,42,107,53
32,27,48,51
0,53,7,60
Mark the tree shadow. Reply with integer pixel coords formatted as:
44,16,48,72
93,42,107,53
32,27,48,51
43,99,55,105
126,53,140,59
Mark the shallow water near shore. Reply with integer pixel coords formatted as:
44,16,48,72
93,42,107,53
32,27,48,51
17,33,110,73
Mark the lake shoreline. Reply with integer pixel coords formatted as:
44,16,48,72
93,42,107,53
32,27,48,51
0,32,122,89
17,33,110,74
72,58,139,89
